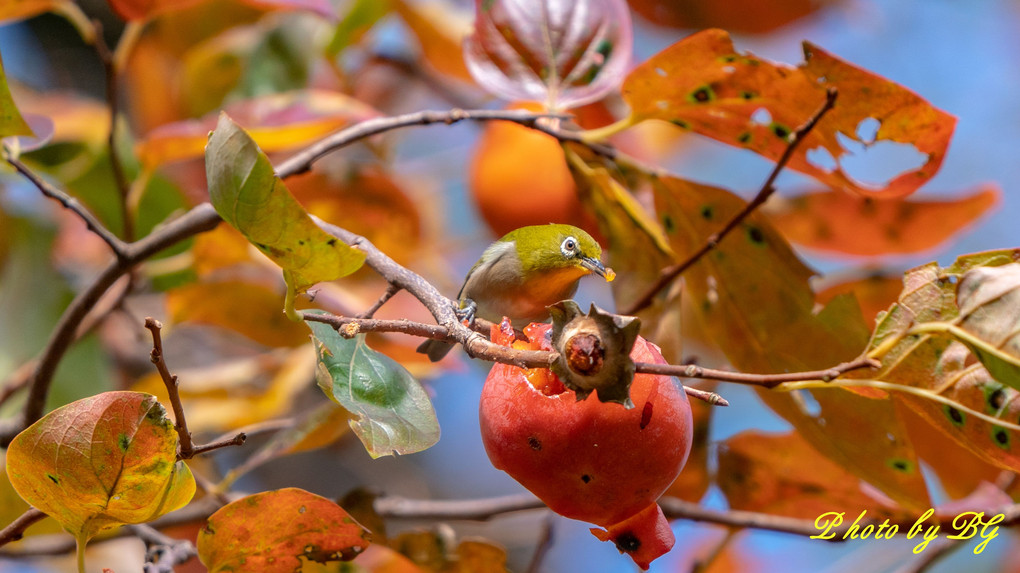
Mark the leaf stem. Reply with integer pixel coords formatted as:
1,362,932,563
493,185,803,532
620,87,839,316
779,378,1020,432
578,115,636,143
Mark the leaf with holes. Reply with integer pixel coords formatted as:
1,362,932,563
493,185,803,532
205,112,366,296
840,250,1020,473
767,186,999,257
621,29,955,198
307,315,440,458
464,0,633,110
648,167,931,510
197,488,370,572
5,392,195,545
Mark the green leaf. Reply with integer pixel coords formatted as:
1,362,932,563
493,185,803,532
306,315,440,458
327,0,391,58
951,264,1020,389
0,49,32,138
5,391,195,544
205,113,366,297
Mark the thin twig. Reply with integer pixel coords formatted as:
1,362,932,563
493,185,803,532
0,204,222,446
524,514,556,573
0,508,46,548
374,493,545,521
635,356,880,390
91,19,133,241
621,87,840,316
144,317,246,459
189,433,247,457
891,539,964,573
143,318,195,457
275,109,574,178
2,153,128,258
358,283,401,319
125,524,197,573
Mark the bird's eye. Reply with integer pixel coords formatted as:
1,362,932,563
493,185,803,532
561,237,578,257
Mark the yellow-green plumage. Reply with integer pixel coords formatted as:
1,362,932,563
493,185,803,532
418,224,611,361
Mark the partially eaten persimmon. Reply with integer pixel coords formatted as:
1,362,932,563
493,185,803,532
479,322,693,569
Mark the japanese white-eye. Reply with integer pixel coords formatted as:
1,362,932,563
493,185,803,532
418,223,615,361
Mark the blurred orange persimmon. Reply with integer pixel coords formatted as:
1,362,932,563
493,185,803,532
469,102,599,238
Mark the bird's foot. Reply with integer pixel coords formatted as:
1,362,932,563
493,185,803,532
456,299,477,327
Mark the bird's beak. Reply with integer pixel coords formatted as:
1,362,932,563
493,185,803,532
580,256,616,282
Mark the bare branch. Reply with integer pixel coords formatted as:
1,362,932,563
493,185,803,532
621,87,840,316
2,153,127,258
275,109,574,179
0,508,46,548
0,204,221,446
524,514,556,573
125,524,197,573
144,317,246,459
358,283,402,319
635,356,880,389
144,317,195,458
374,493,546,521
91,18,133,241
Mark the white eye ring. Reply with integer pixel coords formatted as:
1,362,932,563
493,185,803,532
561,237,578,257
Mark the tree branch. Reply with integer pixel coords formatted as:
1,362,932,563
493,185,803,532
91,18,133,241
125,524,198,573
2,153,128,258
621,87,839,316
0,508,46,548
275,109,576,178
0,204,222,446
144,317,246,459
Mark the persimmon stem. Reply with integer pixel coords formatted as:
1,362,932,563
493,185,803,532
620,87,840,316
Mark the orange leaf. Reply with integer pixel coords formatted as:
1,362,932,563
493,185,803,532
136,90,378,168
0,0,64,24
6,392,195,543
197,487,370,572
718,430,906,520
622,29,956,198
650,170,931,510
392,0,474,82
166,280,312,348
815,271,905,326
768,186,999,256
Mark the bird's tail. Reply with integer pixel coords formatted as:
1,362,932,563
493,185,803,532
417,338,455,362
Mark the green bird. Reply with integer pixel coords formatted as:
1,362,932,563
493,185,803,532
418,223,615,361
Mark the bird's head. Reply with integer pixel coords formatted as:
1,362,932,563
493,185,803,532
507,224,615,283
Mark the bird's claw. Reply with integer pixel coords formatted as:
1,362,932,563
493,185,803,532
456,299,477,327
